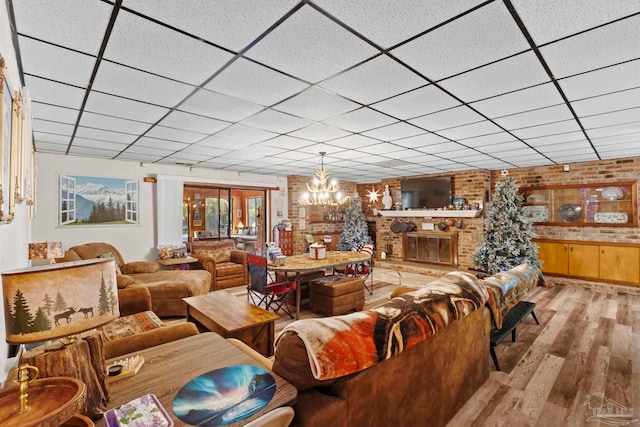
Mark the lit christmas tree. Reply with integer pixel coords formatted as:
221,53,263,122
337,194,373,251
473,173,541,274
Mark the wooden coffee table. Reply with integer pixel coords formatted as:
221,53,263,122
184,291,279,357
96,333,297,427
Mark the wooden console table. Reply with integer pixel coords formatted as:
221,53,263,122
96,333,297,427
184,291,279,357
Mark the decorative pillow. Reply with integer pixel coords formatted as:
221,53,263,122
121,261,159,274
99,311,164,341
116,274,136,289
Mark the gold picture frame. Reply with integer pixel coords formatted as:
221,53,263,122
11,90,23,205
0,54,15,224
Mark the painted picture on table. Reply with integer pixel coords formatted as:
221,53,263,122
58,175,139,226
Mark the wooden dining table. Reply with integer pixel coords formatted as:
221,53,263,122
267,251,371,319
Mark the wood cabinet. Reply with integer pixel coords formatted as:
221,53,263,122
535,239,640,286
308,205,346,223
521,181,637,227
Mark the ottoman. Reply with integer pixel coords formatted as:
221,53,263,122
309,276,365,316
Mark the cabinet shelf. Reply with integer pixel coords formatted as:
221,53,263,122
521,181,637,227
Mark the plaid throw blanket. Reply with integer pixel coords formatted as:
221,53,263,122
275,271,488,380
480,264,544,329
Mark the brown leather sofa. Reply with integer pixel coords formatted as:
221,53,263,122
58,242,211,317
189,239,248,290
101,286,199,359
235,271,492,427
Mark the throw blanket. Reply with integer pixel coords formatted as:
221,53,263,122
274,271,488,380
481,264,544,329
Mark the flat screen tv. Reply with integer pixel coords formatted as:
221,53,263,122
401,177,452,209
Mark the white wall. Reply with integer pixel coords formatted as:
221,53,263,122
33,152,289,261
0,0,32,380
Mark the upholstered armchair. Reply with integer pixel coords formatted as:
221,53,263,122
190,239,249,290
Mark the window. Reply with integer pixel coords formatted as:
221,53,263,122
59,175,76,225
204,189,231,237
125,180,138,223
247,197,262,234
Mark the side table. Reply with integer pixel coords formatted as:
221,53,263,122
157,256,199,270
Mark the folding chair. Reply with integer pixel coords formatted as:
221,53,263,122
247,254,297,318
335,244,374,295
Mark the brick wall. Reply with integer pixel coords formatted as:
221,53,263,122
287,157,640,277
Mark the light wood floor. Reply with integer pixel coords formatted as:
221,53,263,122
228,268,640,427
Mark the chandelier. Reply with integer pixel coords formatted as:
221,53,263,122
298,152,342,206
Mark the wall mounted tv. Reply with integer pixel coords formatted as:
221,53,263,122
401,177,452,209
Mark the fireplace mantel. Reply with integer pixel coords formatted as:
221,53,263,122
378,209,482,218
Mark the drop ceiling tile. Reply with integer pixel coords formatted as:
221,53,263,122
182,145,231,157
158,111,230,134
72,138,128,152
135,136,189,152
437,120,504,141
164,152,212,162
508,157,556,167
536,140,595,154
440,52,550,102
288,123,351,142
123,0,299,51
12,0,112,54
371,85,461,120
196,135,255,150
19,37,95,87
598,143,640,157
245,6,378,83
105,10,233,85
179,89,264,122
524,131,586,147
271,150,316,161
513,0,640,45
273,87,360,121
116,152,163,162
592,131,640,146
495,104,575,130
511,120,582,139
416,141,467,155
581,108,640,129
297,144,348,156
391,1,530,81
464,159,513,169
239,109,312,134
84,91,169,123
361,122,425,141
393,133,448,149
540,14,640,78
125,145,174,157
144,126,206,144
32,119,75,135
68,146,120,158
559,60,640,101
477,141,533,153
323,108,397,133
471,83,565,119
326,134,385,150
31,103,79,124
75,127,137,144
34,141,68,153
458,132,518,147
498,147,550,159
314,0,484,49
92,61,195,108
593,149,638,160
262,135,316,150
79,112,151,135
585,120,640,139
319,55,426,104
215,124,279,143
354,143,405,155
205,58,309,106
571,88,640,117
409,105,484,131
34,132,71,145
24,76,86,109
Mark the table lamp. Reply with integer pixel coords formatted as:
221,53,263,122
1,258,119,424
28,241,64,265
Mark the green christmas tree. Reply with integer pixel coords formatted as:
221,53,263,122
337,194,373,251
473,174,541,274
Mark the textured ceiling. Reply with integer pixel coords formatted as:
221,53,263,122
9,0,640,183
